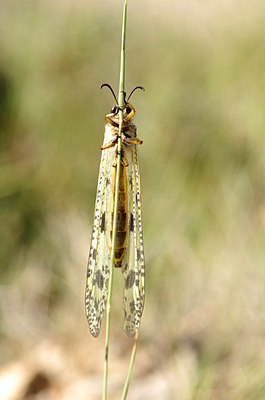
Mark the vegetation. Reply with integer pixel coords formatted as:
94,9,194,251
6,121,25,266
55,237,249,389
1,1,265,398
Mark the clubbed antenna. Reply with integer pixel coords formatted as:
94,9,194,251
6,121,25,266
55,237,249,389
126,86,145,102
100,83,118,104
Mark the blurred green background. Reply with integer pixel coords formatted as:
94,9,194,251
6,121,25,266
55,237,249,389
1,0,265,399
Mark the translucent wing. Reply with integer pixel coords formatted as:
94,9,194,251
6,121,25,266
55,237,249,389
85,140,114,337
121,144,145,337
85,121,145,338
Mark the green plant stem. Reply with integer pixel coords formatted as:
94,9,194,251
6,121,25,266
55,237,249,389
103,1,127,399
121,332,139,400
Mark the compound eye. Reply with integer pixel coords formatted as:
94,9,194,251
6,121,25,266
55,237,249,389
111,106,118,114
126,106,132,114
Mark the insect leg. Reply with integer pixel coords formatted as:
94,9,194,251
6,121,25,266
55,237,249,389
101,137,118,150
105,115,119,127
124,137,143,145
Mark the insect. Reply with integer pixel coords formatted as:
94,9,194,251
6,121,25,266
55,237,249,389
85,84,145,338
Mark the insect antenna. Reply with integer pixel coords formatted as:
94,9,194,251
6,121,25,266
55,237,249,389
126,86,145,102
100,83,118,105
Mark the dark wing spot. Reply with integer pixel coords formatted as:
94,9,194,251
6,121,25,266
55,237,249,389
130,301,135,313
100,212,106,233
92,249,97,260
87,268,93,278
126,270,135,289
102,264,109,274
137,249,141,261
105,277,109,289
96,270,104,290
123,263,129,273
129,213,134,232
94,298,99,311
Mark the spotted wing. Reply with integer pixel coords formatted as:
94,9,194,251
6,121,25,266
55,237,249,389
121,144,145,337
85,144,113,337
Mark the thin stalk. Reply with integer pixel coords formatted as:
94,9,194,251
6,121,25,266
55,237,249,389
103,1,127,399
121,332,139,400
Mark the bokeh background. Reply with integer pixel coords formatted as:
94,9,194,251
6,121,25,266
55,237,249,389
1,0,265,399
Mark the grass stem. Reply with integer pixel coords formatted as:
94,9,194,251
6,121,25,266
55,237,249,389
103,1,127,399
121,332,139,400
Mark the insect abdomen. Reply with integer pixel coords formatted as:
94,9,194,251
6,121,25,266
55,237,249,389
110,160,127,268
